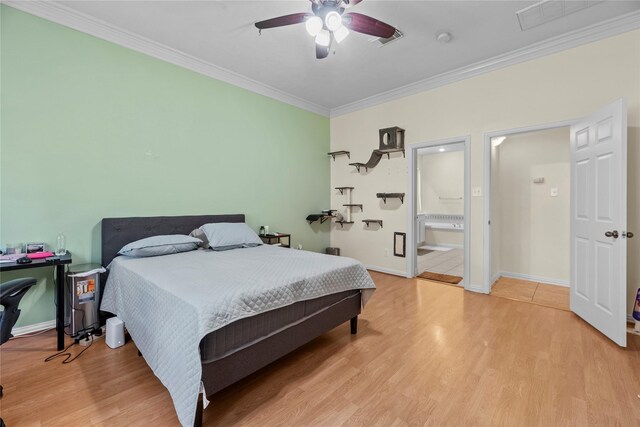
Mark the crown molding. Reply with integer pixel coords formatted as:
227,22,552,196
3,0,331,117
330,9,640,118
4,1,639,120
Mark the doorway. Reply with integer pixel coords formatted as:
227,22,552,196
483,99,629,347
407,137,470,290
488,126,571,310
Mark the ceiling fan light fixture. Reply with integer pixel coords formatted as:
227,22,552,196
334,25,350,43
305,16,323,36
325,11,342,32
315,29,331,47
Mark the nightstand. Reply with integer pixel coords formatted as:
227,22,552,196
260,233,291,248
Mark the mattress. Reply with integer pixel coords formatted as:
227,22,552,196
199,290,359,363
101,245,375,427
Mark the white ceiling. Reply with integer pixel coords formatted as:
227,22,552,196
53,0,640,111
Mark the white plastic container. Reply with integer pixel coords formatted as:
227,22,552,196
106,317,125,349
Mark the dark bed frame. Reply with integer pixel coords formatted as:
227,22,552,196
101,214,361,427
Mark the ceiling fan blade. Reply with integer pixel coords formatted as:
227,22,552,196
255,13,312,30
343,12,396,38
316,43,330,59
342,0,364,8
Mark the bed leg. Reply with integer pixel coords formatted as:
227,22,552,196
350,316,358,335
193,393,203,427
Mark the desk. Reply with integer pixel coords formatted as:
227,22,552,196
0,253,72,350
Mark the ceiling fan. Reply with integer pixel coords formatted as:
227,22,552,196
255,0,397,59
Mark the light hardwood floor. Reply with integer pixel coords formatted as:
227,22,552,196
491,277,570,311
1,272,639,426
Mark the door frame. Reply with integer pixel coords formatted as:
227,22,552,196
482,119,577,294
406,136,471,291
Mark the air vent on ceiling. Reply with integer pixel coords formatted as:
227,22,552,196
369,28,404,47
516,0,603,31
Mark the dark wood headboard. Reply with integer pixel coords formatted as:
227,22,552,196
101,214,245,268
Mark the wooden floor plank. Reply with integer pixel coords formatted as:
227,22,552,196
491,276,571,311
1,272,639,426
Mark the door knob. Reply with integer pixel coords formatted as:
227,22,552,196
623,231,634,238
605,230,619,238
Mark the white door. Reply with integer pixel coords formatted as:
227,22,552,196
570,99,627,347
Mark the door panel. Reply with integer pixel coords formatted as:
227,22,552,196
570,98,627,347
574,238,589,299
575,160,589,219
596,153,613,221
594,242,612,312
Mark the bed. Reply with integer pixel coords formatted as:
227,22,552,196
99,214,375,427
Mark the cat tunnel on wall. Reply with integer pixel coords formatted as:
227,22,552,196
349,127,405,172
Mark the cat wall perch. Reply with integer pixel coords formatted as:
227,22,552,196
349,127,405,172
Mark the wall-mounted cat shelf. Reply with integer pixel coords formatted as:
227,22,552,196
335,221,354,228
377,193,405,204
343,204,363,211
334,188,359,226
348,149,406,172
306,214,335,224
348,162,370,173
349,126,405,173
328,151,350,161
335,186,354,195
306,209,337,224
363,219,383,228
376,148,405,159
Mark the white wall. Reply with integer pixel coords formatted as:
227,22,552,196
493,128,570,283
330,29,640,314
420,150,465,215
420,150,464,247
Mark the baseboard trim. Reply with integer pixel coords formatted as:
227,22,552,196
364,264,408,278
490,272,501,288
12,319,56,336
498,271,569,288
465,283,488,294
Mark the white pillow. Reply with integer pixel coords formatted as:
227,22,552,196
118,235,202,257
199,223,262,251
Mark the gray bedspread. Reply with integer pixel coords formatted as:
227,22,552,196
101,245,375,427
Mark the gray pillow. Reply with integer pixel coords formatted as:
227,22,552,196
199,223,262,250
118,235,202,258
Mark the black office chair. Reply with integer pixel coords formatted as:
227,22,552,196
0,277,38,405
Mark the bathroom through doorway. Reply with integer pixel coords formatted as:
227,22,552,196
407,136,470,289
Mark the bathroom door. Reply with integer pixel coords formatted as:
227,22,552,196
570,98,628,347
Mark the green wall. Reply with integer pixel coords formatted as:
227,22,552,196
0,6,330,328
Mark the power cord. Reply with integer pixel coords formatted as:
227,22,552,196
44,333,93,364
46,283,97,364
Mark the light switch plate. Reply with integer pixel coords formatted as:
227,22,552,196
472,187,482,197
550,187,559,197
